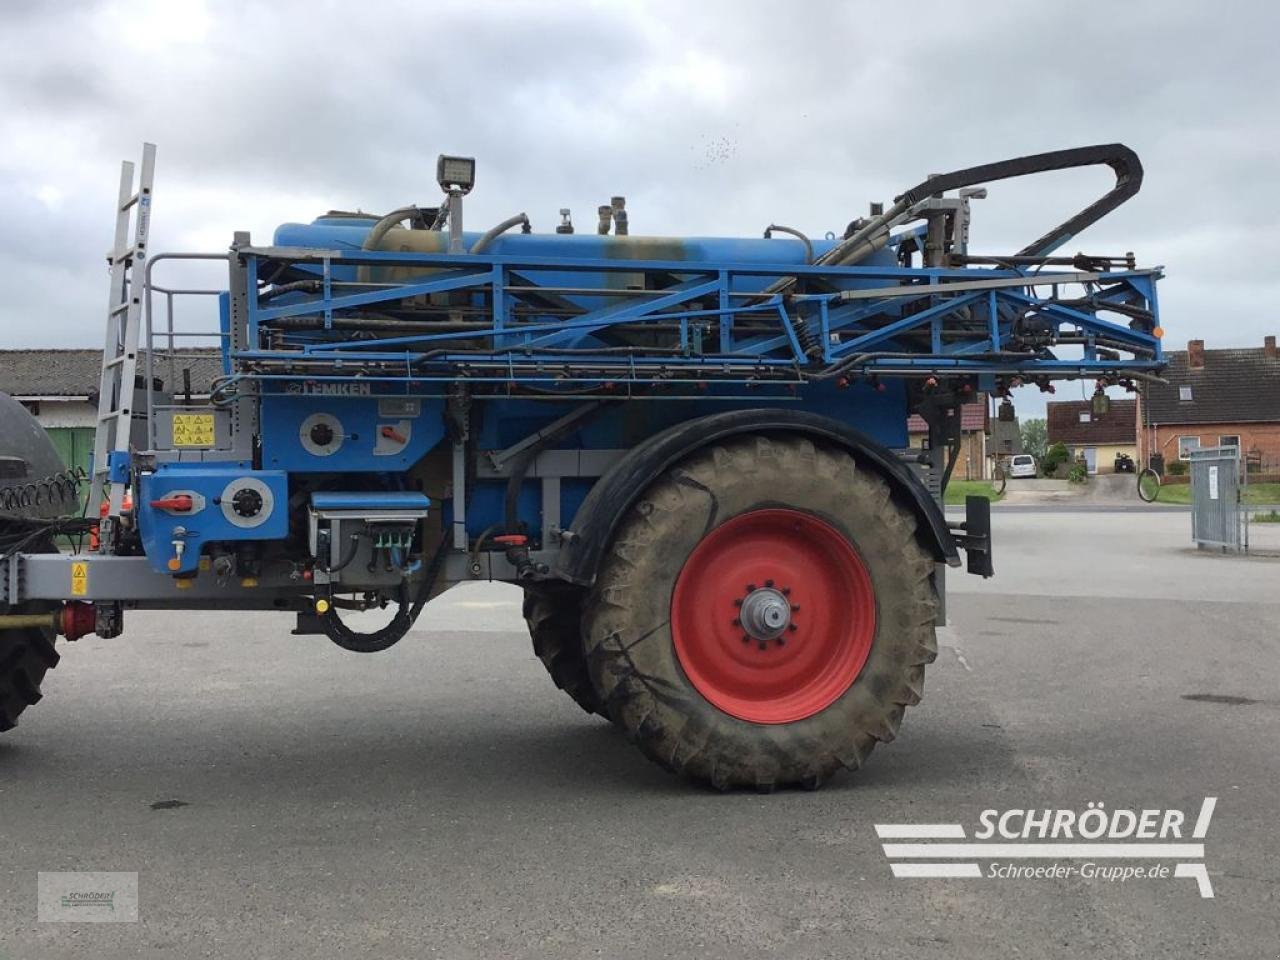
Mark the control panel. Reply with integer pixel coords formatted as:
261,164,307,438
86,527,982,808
137,467,289,575
260,394,445,473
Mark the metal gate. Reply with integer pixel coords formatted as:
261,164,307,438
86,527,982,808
1189,446,1247,552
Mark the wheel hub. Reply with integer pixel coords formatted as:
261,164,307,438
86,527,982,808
671,508,876,725
736,584,795,645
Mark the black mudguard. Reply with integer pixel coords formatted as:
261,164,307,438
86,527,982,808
555,408,959,587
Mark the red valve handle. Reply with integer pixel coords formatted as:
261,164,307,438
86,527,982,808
150,494,194,511
380,425,407,443
493,534,528,547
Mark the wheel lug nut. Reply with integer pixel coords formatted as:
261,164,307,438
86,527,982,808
791,604,800,612
757,640,767,651
742,634,751,644
781,586,791,595
746,583,757,592
765,579,774,587
776,637,785,646
788,623,798,632
732,618,741,626
733,598,743,607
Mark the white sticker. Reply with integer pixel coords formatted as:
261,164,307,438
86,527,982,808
1208,465,1219,501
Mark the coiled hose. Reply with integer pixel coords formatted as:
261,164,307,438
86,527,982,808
319,531,450,654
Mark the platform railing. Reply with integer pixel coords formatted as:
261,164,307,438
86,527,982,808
142,252,231,451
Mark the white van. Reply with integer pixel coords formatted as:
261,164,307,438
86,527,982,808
1008,454,1037,478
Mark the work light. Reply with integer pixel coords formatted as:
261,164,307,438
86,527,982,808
436,155,475,195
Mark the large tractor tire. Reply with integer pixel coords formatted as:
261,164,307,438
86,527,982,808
0,611,59,732
523,585,605,717
0,393,69,732
582,434,938,790
0,532,60,733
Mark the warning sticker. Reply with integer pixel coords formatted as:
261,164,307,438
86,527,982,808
71,561,88,596
171,413,215,448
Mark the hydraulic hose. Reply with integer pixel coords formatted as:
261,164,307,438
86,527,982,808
358,205,433,283
362,205,432,254
763,224,813,264
319,528,449,654
323,533,361,574
766,143,1145,296
471,213,530,254
503,402,609,536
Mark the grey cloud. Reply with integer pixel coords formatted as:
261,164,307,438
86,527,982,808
0,0,1275,367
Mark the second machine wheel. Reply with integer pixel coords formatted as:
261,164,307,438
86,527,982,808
582,434,939,790
523,585,605,717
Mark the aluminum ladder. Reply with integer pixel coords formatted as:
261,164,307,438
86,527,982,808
90,142,156,523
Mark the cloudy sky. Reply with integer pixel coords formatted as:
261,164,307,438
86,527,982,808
1,0,1275,413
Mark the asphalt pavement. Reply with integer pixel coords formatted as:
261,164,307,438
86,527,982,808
2,510,1278,959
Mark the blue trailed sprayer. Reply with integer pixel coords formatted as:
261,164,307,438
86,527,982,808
0,145,1163,788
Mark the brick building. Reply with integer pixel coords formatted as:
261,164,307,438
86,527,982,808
907,401,990,479
1047,398,1138,474
1137,337,1280,473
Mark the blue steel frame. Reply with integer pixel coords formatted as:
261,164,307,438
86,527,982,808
225,245,1163,391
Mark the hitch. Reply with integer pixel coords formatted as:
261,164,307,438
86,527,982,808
949,495,994,578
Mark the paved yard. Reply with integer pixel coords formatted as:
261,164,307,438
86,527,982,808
2,510,1277,959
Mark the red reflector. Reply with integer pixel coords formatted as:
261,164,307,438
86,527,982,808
59,601,97,641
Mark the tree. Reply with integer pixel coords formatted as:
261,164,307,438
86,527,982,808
1020,417,1047,462
1042,442,1070,476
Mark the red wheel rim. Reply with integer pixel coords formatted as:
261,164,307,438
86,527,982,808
671,508,875,724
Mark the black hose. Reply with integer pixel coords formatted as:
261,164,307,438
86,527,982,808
469,521,506,572
503,402,610,534
323,533,361,574
319,532,449,654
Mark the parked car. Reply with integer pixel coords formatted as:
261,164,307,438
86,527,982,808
1008,454,1038,478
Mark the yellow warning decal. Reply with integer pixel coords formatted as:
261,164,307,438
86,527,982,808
71,561,88,596
172,413,215,447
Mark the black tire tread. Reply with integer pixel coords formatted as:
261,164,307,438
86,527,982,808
523,585,605,716
0,532,60,733
0,626,59,732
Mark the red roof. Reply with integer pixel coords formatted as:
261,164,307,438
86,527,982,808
907,402,987,434
1046,399,1137,445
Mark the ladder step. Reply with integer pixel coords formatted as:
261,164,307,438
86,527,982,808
104,354,132,369
108,244,144,263
120,187,150,212
109,301,132,316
